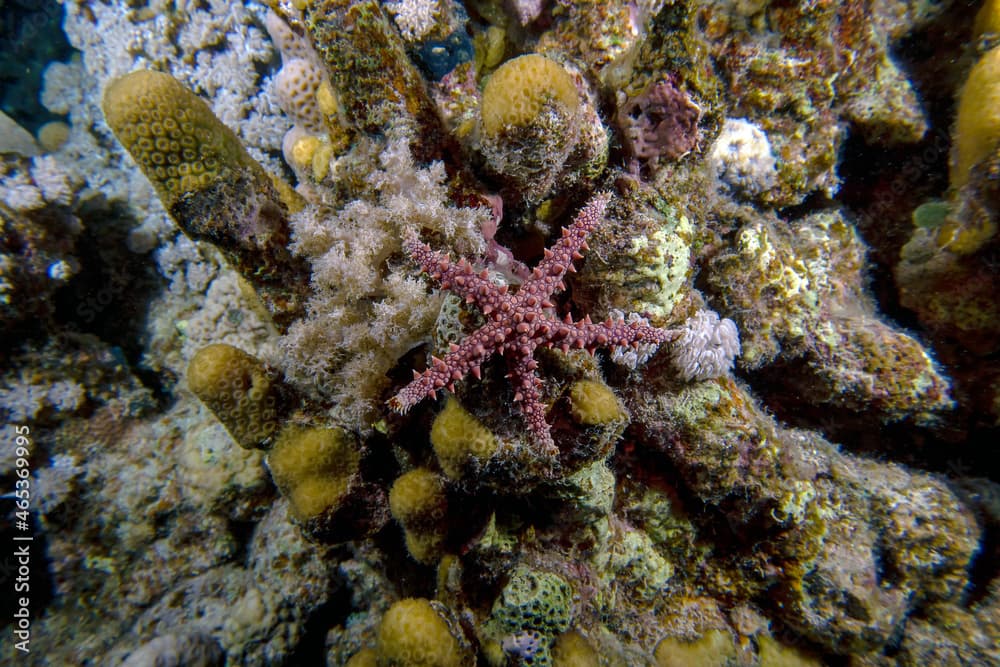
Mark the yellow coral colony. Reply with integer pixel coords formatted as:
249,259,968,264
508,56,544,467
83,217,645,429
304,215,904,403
430,397,500,480
187,344,283,450
102,70,267,209
389,467,449,564
375,598,471,666
951,46,1000,189
102,70,310,329
479,54,580,138
567,379,627,426
267,425,360,522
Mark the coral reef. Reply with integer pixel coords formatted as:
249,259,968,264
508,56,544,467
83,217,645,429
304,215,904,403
3,1,998,666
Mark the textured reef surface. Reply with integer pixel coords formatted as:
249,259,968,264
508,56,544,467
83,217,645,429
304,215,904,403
1,0,999,665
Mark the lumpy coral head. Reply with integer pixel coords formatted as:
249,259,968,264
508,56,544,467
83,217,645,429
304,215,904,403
375,598,471,666
479,54,579,137
952,46,1000,188
267,425,360,522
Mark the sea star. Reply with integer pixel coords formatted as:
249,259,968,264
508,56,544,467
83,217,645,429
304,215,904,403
388,192,676,457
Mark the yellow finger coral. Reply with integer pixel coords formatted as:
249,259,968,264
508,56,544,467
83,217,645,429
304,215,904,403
974,0,1000,39
103,70,310,329
952,46,1000,189
187,344,285,450
102,70,266,210
389,467,448,525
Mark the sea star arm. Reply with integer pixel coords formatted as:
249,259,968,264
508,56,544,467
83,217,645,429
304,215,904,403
573,316,678,350
388,325,497,413
506,352,557,457
402,236,507,312
525,192,611,300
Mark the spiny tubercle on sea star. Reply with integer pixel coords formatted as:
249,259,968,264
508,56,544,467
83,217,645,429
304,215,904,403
388,192,677,457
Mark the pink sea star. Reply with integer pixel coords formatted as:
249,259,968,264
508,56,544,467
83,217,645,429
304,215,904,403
388,193,676,457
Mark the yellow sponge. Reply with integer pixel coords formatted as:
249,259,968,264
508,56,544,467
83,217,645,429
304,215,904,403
267,425,360,521
102,70,266,209
430,398,499,480
376,598,471,666
480,54,579,138
187,344,282,450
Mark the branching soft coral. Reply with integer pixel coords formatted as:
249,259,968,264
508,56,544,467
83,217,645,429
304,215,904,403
280,131,491,429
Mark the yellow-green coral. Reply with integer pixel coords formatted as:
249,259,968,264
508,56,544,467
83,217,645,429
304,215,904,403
389,467,449,564
389,467,448,525
488,566,574,637
103,70,310,329
376,598,471,666
267,425,360,522
976,0,1000,39
102,70,266,209
567,379,626,426
952,46,1000,189
551,630,600,667
186,344,283,450
479,54,579,138
653,629,737,667
344,647,377,667
476,53,598,201
430,397,499,480
756,635,822,667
